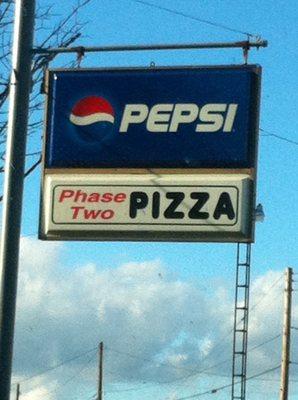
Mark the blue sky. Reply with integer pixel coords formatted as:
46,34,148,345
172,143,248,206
22,0,298,275
2,0,298,399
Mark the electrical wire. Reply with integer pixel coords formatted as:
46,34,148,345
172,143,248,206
189,272,284,371
249,273,284,314
260,128,298,146
86,394,97,400
37,351,96,400
10,250,287,394
16,351,96,400
105,272,284,393
0,156,41,201
249,333,281,352
170,365,281,400
12,269,284,391
10,268,284,391
103,333,282,394
0,124,295,202
129,0,258,38
16,346,97,384
26,151,41,157
1,2,294,399
107,332,280,376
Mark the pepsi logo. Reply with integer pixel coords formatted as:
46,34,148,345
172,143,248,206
70,96,115,126
69,97,238,136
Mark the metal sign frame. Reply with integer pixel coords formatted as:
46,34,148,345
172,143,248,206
39,64,261,243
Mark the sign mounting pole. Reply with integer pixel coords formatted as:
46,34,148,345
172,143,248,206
0,1,35,399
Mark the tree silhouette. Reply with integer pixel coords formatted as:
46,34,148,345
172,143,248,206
0,0,91,181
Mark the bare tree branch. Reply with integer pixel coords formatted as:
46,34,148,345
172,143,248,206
0,0,92,201
0,156,42,201
0,0,91,173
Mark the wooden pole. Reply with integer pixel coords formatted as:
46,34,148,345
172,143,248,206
98,342,103,400
16,383,20,400
279,268,293,400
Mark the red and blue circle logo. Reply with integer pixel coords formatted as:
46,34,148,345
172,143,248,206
70,96,115,125
69,96,115,142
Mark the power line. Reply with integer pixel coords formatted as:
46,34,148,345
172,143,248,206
104,346,231,389
16,346,97,384
86,394,97,400
215,273,283,347
17,353,96,400
11,272,284,389
192,273,283,372
249,273,284,314
130,0,258,38
25,151,41,157
12,267,286,394
107,332,281,375
249,333,281,352
39,352,97,400
260,128,298,146
158,274,284,386
0,156,41,201
171,365,281,400
103,333,282,394
30,268,283,390
13,269,284,392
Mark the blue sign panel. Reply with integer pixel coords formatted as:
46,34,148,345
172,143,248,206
44,66,261,169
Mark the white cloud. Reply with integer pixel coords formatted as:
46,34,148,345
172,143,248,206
11,237,296,400
18,384,54,400
21,384,53,400
10,376,57,400
166,391,179,400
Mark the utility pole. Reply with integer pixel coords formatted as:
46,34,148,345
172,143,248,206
0,1,36,400
16,383,20,400
279,268,293,400
98,342,104,400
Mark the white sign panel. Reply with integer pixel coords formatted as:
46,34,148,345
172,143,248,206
40,174,254,242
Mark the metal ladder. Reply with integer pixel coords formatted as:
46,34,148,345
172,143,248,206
231,243,251,400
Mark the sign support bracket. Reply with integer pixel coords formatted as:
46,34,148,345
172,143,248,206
32,39,267,57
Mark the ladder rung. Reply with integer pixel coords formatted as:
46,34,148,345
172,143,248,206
234,373,245,377
235,329,247,333
236,306,248,310
234,351,246,355
238,262,249,266
237,285,248,288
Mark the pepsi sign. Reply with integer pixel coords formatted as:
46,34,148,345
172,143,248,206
40,65,261,243
44,65,261,169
